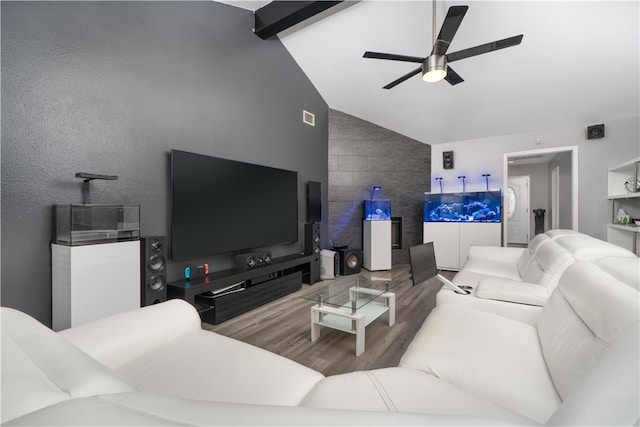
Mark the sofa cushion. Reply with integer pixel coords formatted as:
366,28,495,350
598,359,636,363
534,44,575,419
518,239,574,288
1,307,135,423
300,367,535,424
554,235,637,259
116,329,324,406
399,304,560,423
475,279,549,306
58,299,202,371
546,321,640,426
6,392,524,427
516,234,551,276
537,260,640,399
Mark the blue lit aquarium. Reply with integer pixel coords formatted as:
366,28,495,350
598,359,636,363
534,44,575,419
424,191,501,222
365,199,391,220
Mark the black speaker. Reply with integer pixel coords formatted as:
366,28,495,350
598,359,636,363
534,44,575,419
443,151,454,169
304,222,321,256
303,222,321,284
307,181,321,223
587,124,605,139
236,251,272,269
336,248,362,276
141,236,167,306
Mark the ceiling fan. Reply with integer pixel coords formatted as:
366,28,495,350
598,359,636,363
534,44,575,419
363,3,523,89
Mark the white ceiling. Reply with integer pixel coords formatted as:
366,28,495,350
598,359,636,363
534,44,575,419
220,1,639,145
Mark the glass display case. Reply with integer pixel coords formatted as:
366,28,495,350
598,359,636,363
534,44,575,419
53,204,140,245
424,191,501,222
364,199,391,220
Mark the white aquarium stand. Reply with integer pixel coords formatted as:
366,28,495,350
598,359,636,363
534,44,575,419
52,240,141,331
424,222,502,271
363,220,392,271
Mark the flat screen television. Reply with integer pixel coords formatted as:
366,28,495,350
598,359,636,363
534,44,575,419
424,190,501,222
171,149,298,261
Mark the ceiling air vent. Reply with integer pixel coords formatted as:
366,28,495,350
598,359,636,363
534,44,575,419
303,110,315,127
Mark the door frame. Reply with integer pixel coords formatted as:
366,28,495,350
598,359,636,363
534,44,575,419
502,146,578,246
551,166,560,229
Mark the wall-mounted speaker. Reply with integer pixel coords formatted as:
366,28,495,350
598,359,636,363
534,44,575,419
587,124,605,139
307,181,321,223
141,236,167,306
236,251,272,269
335,248,362,276
443,151,454,169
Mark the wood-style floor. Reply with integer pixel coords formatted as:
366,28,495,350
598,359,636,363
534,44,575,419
203,265,451,376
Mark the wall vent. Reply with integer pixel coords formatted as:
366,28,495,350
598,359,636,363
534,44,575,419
303,110,315,126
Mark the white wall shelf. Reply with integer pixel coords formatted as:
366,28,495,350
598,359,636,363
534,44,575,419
607,157,639,255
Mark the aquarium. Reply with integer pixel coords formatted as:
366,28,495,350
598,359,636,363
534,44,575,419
53,204,140,245
364,199,391,220
424,191,501,222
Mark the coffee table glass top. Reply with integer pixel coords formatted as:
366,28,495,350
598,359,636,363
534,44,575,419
300,275,399,310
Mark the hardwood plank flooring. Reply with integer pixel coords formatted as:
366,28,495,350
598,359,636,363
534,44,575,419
203,265,452,376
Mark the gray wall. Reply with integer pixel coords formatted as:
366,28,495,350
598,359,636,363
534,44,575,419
1,1,328,325
328,110,431,265
548,151,572,229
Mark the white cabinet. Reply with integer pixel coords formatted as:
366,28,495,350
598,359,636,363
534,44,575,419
424,222,501,270
52,240,141,331
363,220,392,271
607,157,640,255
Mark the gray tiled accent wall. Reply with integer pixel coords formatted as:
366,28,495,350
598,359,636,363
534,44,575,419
328,110,431,264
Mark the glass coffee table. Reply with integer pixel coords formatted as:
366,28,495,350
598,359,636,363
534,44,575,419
300,275,398,357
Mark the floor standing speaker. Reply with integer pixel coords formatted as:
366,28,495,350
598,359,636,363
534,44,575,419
336,248,362,276
304,222,321,284
141,236,167,306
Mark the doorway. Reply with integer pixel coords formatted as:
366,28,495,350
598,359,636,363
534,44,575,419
503,146,578,246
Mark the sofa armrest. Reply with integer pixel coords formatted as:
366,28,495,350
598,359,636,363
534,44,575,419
58,299,202,370
476,279,549,306
467,245,525,263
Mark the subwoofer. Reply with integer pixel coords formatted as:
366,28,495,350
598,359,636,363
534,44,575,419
141,236,167,306
336,248,362,276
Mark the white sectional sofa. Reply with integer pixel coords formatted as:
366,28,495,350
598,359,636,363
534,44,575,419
436,230,637,322
2,233,639,426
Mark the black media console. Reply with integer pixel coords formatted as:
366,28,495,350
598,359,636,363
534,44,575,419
167,253,318,324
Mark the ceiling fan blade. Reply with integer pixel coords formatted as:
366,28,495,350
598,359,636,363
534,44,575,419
432,6,468,56
444,66,464,86
447,34,524,63
383,66,422,89
363,51,425,63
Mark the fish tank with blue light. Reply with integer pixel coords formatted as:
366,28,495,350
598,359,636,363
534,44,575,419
424,191,501,222
364,199,391,220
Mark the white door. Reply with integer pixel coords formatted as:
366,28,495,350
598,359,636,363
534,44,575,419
507,176,530,245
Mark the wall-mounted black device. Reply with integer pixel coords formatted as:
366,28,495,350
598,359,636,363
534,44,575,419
443,151,454,169
587,124,605,139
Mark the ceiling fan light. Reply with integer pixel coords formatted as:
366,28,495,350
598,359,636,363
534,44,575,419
422,55,447,82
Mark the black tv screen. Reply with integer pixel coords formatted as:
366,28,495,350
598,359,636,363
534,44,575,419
171,150,298,261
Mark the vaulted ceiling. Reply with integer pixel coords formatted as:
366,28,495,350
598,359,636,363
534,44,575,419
221,1,640,145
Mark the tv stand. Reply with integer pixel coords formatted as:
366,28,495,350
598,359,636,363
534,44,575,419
167,253,317,324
